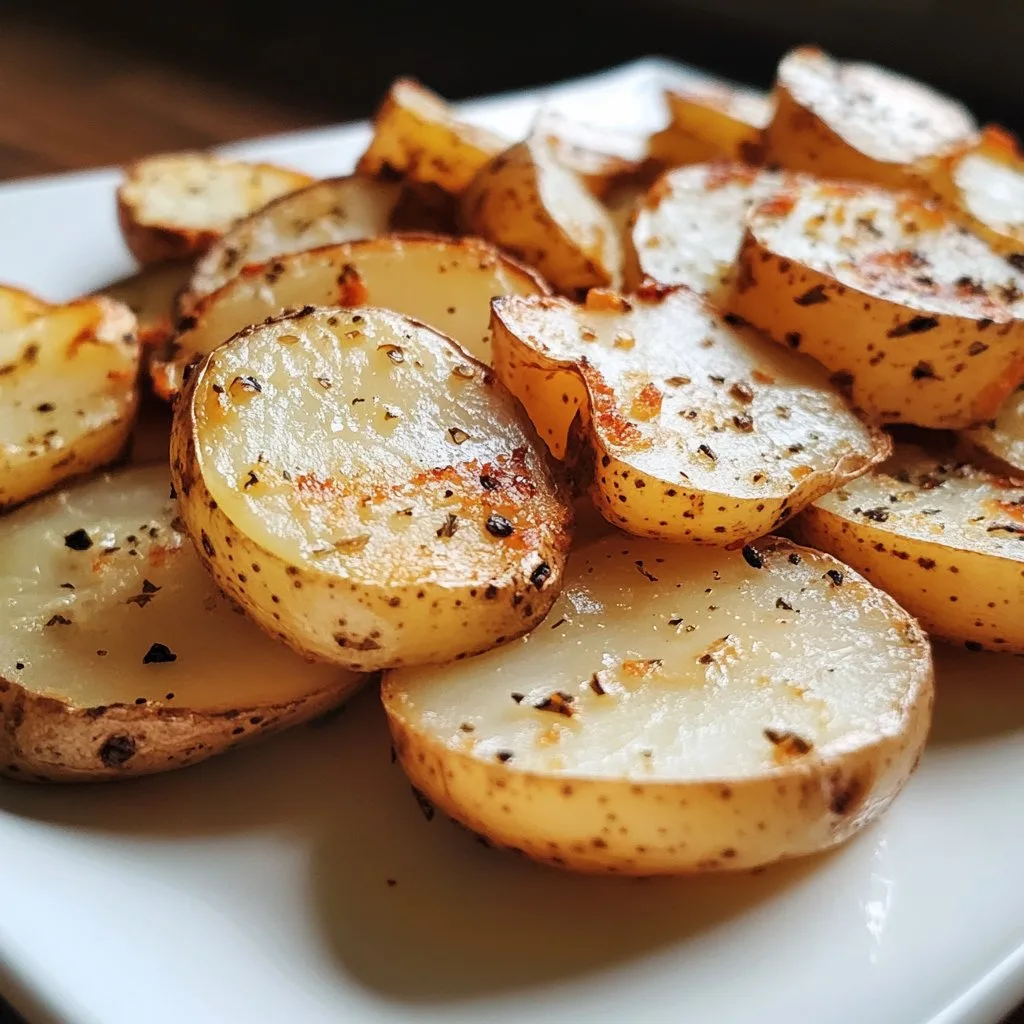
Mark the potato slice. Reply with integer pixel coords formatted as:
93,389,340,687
0,298,140,511
171,306,572,671
626,163,797,293
763,47,976,188
648,84,773,168
384,533,933,875
462,137,622,294
357,78,507,195
0,465,360,782
964,384,1024,472
728,180,1024,428
930,126,1024,259
491,288,887,543
181,176,404,313
153,235,546,399
0,285,48,329
100,260,191,350
792,443,1024,653
117,153,314,265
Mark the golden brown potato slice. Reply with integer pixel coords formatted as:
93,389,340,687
357,78,508,195
648,83,773,168
491,288,887,543
0,465,361,782
100,260,191,351
153,235,546,399
0,297,140,510
964,383,1024,472
763,47,976,188
171,306,572,671
0,285,48,329
117,153,314,265
728,180,1024,428
384,533,933,875
180,176,404,313
462,137,622,294
792,443,1024,653
930,126,1024,259
626,163,798,293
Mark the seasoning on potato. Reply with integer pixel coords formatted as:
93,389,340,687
964,383,1024,473
171,305,573,671
490,287,888,543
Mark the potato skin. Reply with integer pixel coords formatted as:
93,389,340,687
117,196,220,266
0,676,354,783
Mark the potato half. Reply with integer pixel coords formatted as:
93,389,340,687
626,163,797,293
153,234,546,399
648,83,773,168
763,47,976,187
357,78,507,195
792,443,1024,653
117,153,314,265
0,297,140,511
930,126,1024,259
490,288,887,544
462,137,622,294
384,534,933,875
964,384,1024,472
0,465,359,782
100,260,191,350
0,285,48,329
728,180,1024,428
181,176,404,313
171,306,572,671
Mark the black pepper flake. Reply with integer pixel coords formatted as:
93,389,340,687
448,426,470,444
36,402,55,413
142,579,160,594
549,617,566,630
59,582,75,590
230,375,262,393
45,614,72,627
510,692,525,704
668,617,684,626
589,673,606,696
635,560,658,582
14,662,24,670
496,751,514,763
862,507,890,523
794,284,828,306
486,514,514,538
888,316,939,338
143,642,177,664
788,553,801,565
775,597,793,611
530,562,551,588
987,523,1024,535
479,473,499,490
741,545,764,569
1006,253,1024,272
729,382,754,403
825,569,844,586
436,513,459,538
732,413,754,432
764,728,812,754
63,528,93,551
910,361,937,380
697,443,717,461
534,691,575,717
244,470,259,489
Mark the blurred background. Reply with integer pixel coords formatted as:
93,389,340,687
0,0,1022,179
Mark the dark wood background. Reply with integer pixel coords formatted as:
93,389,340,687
0,1,1020,1021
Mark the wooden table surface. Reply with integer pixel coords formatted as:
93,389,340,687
0,10,1020,1024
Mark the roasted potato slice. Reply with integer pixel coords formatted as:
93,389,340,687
729,180,1024,428
181,176,404,313
648,83,772,168
763,47,976,188
0,297,140,510
384,533,933,875
462,137,622,294
100,260,191,350
792,443,1024,653
0,285,48,329
930,126,1024,259
153,235,546,399
491,288,887,543
964,384,1024,472
0,465,360,782
357,78,508,195
626,163,797,293
117,153,314,265
171,306,572,671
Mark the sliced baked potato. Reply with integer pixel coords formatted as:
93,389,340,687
964,384,1024,473
153,235,547,398
461,136,622,294
180,176,404,313
1,297,140,510
625,163,797,293
0,465,360,782
357,78,507,195
490,287,888,543
171,306,572,671
117,153,314,265
648,83,773,168
728,180,1024,428
100,260,191,350
930,126,1024,259
763,47,976,188
792,443,1024,653
384,533,933,875
0,285,48,329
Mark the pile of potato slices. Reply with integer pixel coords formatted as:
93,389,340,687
2,46,1022,877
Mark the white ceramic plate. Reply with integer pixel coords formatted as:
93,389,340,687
1,59,1023,1024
